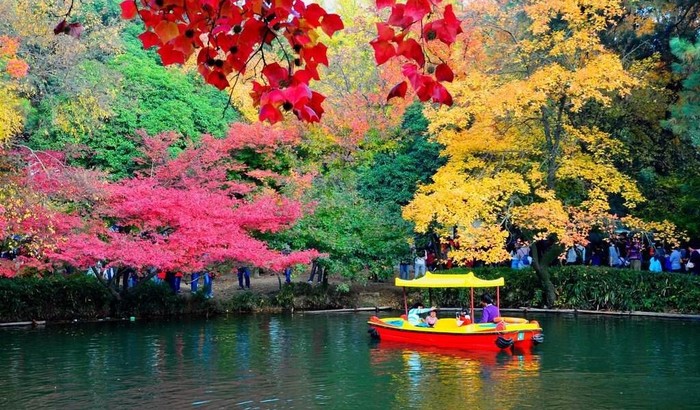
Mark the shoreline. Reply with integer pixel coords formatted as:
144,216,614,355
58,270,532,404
3,306,700,328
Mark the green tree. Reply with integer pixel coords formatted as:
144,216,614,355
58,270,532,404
25,24,241,177
279,171,412,282
665,37,700,148
357,102,445,206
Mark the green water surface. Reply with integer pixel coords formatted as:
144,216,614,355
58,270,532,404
1,313,699,409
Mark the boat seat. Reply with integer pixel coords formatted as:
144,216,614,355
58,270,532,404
432,319,458,330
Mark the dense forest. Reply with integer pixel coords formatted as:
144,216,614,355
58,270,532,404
1,0,699,291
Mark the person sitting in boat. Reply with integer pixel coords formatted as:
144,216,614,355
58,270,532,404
479,294,500,323
456,310,471,326
425,310,439,327
407,302,435,326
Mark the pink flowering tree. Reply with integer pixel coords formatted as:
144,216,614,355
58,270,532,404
1,124,320,296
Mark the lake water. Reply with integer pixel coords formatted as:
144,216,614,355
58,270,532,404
1,313,699,409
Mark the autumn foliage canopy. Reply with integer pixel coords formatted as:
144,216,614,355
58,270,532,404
0,124,320,277
118,0,459,123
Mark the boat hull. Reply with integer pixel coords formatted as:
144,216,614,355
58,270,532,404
368,316,543,352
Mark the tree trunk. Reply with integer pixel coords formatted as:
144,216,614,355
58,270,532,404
321,266,328,286
94,267,157,301
94,268,121,301
529,242,560,308
541,96,567,191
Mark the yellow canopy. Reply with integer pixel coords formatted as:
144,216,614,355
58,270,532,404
395,271,505,288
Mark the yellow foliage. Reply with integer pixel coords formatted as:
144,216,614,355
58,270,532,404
229,82,259,123
620,216,689,248
0,86,25,144
403,0,655,264
52,92,111,142
0,33,28,145
0,182,51,258
404,162,530,231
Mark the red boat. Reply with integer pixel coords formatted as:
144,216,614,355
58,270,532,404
368,272,544,352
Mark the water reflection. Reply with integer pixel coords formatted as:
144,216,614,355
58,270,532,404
369,342,541,409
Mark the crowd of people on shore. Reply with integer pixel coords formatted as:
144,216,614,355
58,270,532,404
86,264,220,297
84,258,324,297
508,235,700,275
398,233,700,278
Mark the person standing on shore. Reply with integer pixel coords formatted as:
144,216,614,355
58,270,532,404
414,249,426,279
203,270,215,298
282,245,292,284
669,247,682,272
627,239,642,271
688,248,700,276
237,265,251,290
608,240,621,267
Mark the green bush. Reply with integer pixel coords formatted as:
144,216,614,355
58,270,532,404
113,281,184,317
0,275,111,322
0,276,222,322
2,267,699,322
222,282,356,312
223,291,269,312
413,266,700,314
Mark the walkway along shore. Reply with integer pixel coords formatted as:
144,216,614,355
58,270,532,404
298,306,700,320
2,307,699,327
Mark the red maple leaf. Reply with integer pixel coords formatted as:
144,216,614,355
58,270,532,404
138,31,161,49
259,104,285,123
435,63,454,82
397,38,425,67
430,82,453,105
387,81,408,100
206,70,230,90
370,39,396,65
157,43,186,65
321,14,344,37
376,22,395,41
404,0,431,22
262,63,291,88
387,4,413,29
119,0,357,123
302,3,327,26
376,0,396,10
120,0,138,19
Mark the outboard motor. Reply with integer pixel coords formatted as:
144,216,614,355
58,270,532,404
495,336,514,349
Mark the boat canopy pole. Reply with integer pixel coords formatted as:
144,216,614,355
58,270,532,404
403,287,408,316
496,286,500,309
470,287,474,322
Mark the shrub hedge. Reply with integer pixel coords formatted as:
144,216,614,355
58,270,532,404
2,267,699,322
0,275,217,322
426,266,700,314
0,275,111,322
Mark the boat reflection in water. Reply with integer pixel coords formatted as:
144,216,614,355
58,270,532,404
369,342,542,408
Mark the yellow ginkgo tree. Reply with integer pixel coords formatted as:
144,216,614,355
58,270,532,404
403,0,678,306
0,35,28,145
